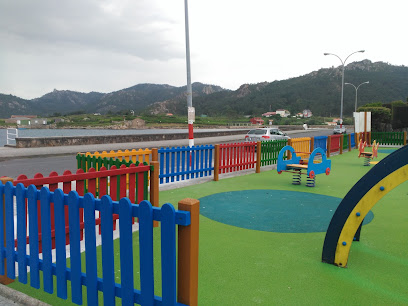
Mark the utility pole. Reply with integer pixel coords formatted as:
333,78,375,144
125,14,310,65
184,0,194,147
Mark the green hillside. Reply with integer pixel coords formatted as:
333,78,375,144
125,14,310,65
157,60,408,117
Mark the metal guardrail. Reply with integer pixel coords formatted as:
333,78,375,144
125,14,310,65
6,128,18,146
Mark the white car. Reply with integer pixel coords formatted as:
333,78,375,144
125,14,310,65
244,128,290,142
333,125,347,134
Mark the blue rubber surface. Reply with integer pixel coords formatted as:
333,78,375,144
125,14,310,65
378,149,397,154
200,190,374,233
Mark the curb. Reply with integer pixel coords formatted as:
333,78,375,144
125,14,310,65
0,284,50,306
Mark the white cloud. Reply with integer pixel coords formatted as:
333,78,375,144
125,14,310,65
0,0,407,99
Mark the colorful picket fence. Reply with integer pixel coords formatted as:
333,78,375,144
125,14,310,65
77,153,145,173
0,181,198,305
314,136,328,152
12,163,154,253
371,132,406,146
355,132,370,143
350,133,356,148
77,149,152,172
217,142,257,174
260,139,288,166
73,131,370,187
157,145,214,184
343,134,349,150
289,137,311,159
329,135,341,153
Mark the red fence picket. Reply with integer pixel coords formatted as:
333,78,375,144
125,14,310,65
219,142,257,174
329,135,342,153
13,163,151,253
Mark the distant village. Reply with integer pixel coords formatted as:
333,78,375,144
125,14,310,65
249,109,312,125
5,115,48,127
3,109,343,129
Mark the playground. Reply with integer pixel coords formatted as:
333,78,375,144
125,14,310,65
4,145,408,305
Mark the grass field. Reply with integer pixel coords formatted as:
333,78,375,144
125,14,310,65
8,147,408,305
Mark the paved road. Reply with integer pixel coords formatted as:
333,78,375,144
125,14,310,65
0,129,332,179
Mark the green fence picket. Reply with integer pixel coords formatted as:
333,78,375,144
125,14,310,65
260,139,288,166
371,132,404,146
343,134,348,150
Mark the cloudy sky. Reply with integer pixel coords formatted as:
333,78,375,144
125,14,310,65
0,0,407,99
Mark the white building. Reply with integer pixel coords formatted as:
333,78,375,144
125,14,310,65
303,109,313,118
276,109,290,117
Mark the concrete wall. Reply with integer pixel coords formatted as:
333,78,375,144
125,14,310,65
15,130,246,148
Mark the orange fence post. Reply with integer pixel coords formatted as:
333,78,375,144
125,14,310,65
214,145,220,181
327,136,331,158
177,198,199,306
0,177,14,285
404,131,407,146
340,136,343,155
348,134,351,152
150,161,159,228
256,142,261,173
287,139,292,160
151,148,158,162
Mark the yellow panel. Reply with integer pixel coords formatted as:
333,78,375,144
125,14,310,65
334,164,408,267
290,137,311,159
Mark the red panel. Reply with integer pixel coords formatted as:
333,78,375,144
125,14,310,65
330,135,342,153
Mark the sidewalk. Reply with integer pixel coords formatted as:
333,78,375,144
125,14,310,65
0,284,50,306
0,130,309,160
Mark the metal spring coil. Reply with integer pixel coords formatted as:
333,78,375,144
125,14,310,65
306,176,315,187
364,156,371,166
292,170,301,185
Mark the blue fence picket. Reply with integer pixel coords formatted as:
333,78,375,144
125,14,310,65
350,133,356,148
176,147,181,181
158,145,215,184
204,148,209,177
139,200,154,306
54,188,68,299
165,150,170,183
160,152,165,184
0,183,3,276
100,195,115,305
171,150,175,182
184,148,189,180
314,136,328,152
40,187,53,294
161,204,177,305
0,182,191,306
5,182,15,280
27,185,39,288
119,198,135,306
68,191,82,304
83,193,98,305
16,183,27,284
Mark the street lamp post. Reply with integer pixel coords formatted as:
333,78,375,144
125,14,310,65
324,50,365,126
184,0,194,147
344,81,370,112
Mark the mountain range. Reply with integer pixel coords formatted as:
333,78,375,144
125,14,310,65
1,60,407,119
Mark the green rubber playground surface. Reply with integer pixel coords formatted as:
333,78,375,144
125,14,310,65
8,147,408,305
162,148,408,305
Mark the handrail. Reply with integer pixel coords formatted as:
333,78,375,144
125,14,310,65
6,128,18,146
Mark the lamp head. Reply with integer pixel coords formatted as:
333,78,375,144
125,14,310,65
365,81,370,84
358,50,365,53
324,53,330,55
